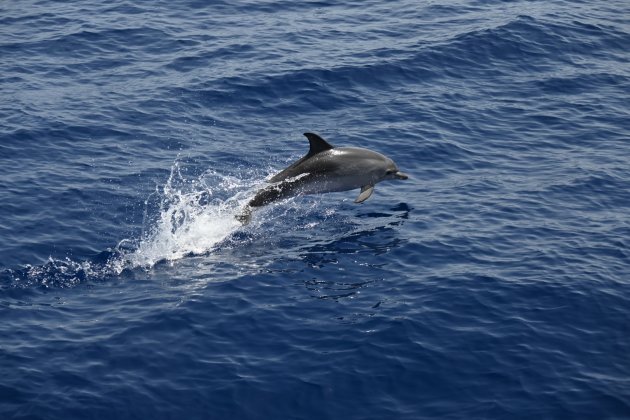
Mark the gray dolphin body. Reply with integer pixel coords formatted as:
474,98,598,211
236,133,408,224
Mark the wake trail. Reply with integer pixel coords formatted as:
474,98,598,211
1,160,271,288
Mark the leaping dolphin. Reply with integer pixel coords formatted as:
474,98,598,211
236,133,408,224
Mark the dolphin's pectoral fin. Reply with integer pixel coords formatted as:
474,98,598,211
355,185,374,203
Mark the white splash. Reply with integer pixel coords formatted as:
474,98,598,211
117,161,261,269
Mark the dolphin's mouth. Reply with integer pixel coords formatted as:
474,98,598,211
395,171,408,180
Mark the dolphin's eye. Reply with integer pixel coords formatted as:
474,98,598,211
385,170,395,175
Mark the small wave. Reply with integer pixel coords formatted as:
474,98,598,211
1,257,104,289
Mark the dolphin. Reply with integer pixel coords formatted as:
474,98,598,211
236,132,408,224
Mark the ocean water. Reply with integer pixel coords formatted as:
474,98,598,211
1,0,629,418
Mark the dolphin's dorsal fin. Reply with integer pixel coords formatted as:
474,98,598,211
304,133,334,156
267,133,334,183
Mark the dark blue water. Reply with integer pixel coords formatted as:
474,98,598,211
2,1,629,418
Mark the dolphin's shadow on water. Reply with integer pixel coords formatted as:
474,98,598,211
255,201,413,302
301,203,411,257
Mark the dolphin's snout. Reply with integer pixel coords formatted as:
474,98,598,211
395,171,408,180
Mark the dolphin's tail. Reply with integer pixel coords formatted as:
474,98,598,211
235,206,252,225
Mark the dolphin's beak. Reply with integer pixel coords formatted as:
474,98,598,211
394,171,408,180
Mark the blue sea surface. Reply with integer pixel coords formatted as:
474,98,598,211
1,1,629,419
